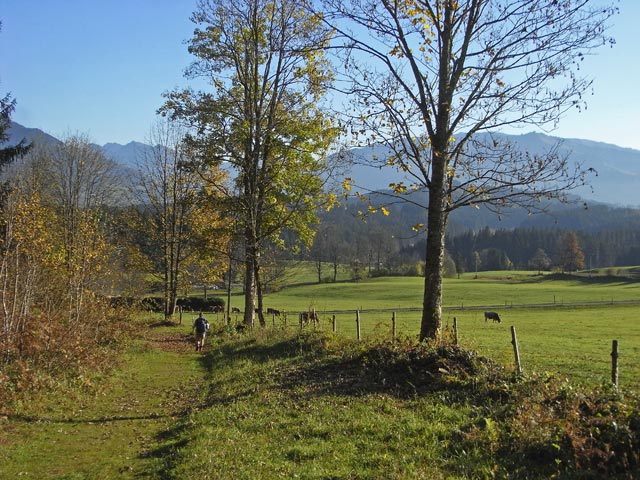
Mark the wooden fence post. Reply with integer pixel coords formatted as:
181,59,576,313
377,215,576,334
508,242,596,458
332,314,336,333
611,339,619,389
392,312,397,339
356,310,361,341
453,317,458,346
511,326,522,374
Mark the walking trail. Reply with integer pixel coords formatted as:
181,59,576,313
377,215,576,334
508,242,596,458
0,321,204,479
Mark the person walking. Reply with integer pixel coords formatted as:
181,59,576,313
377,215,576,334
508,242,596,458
192,312,209,351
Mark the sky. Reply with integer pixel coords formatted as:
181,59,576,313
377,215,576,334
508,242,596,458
1,0,639,149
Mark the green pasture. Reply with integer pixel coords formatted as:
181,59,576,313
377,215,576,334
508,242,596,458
218,272,640,390
248,272,640,312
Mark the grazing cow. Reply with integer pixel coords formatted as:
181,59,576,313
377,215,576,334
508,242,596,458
300,310,319,326
267,307,281,316
212,305,224,313
484,311,501,323
231,307,241,314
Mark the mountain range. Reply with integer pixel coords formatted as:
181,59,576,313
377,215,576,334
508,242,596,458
6,121,640,208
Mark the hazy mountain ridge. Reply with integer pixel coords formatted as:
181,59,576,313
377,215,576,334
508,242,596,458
6,121,640,210
6,122,151,169
342,132,640,207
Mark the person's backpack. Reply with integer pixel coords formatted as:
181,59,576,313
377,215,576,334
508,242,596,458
195,317,207,333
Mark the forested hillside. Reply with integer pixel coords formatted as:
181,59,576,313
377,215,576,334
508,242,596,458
308,194,640,275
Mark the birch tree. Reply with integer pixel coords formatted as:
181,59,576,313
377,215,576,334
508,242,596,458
130,120,229,320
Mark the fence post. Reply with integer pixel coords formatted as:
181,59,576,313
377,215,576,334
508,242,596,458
611,339,619,389
332,314,336,333
392,312,397,339
511,326,522,374
356,310,361,341
299,312,303,330
453,317,458,346
179,306,183,325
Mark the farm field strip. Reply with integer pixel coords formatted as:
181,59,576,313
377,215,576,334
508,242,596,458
216,274,640,390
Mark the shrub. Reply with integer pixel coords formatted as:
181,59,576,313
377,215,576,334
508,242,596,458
176,297,225,312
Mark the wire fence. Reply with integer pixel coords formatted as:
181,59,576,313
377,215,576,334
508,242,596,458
196,301,639,390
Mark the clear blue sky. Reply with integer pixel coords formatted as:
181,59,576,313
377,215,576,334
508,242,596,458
1,1,639,149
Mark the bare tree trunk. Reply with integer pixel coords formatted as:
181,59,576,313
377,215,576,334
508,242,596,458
243,233,257,327
420,145,449,341
420,206,446,341
255,261,265,327
316,258,322,284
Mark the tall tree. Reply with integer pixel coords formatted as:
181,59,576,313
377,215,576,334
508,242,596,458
529,247,551,273
130,120,228,320
323,0,617,340
558,231,585,272
161,0,338,326
0,94,30,168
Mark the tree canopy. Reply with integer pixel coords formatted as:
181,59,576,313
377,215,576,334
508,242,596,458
161,0,339,325
321,0,618,339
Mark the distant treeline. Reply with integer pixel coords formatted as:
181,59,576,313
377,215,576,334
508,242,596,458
443,227,640,271
310,197,640,274
108,296,225,312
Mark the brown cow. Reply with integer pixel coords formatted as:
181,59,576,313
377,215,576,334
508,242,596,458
300,310,319,326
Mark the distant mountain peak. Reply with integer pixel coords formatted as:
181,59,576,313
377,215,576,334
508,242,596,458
7,121,640,207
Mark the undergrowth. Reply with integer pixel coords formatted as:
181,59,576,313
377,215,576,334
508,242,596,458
0,305,135,414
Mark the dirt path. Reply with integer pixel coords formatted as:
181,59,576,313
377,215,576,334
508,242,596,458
0,322,206,479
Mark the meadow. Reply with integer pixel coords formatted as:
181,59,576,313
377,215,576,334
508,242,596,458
219,270,640,390
2,270,638,479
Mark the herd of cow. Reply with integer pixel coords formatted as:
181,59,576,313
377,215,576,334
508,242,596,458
220,307,502,324
222,306,321,327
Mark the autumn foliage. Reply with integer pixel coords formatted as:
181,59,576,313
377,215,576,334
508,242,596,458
0,145,131,407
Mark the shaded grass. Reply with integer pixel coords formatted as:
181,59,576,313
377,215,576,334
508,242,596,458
2,320,638,479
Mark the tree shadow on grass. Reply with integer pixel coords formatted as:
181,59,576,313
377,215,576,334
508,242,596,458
197,333,329,373
197,332,512,408
9,412,167,424
530,272,640,285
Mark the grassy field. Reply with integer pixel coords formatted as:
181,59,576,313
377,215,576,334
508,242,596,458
2,272,639,478
0,321,206,479
252,271,640,312
2,317,638,478
215,272,640,390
